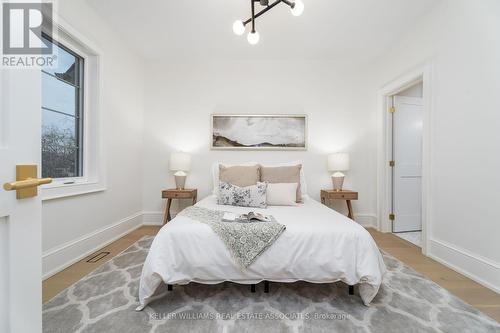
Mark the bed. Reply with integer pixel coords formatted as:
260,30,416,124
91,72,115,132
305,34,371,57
137,194,386,309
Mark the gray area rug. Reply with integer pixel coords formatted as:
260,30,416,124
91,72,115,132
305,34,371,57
43,236,500,333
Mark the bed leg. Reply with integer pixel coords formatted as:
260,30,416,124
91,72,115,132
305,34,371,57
250,284,256,293
264,281,270,293
348,285,354,295
167,284,173,291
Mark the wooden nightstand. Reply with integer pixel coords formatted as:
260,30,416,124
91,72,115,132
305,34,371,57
162,189,197,224
320,189,358,220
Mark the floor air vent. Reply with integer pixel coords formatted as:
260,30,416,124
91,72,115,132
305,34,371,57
86,251,110,263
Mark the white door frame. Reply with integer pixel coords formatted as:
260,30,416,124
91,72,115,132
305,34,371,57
377,63,433,255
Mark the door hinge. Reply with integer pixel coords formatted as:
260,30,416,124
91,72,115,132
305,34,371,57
389,106,396,113
389,160,395,167
389,213,395,221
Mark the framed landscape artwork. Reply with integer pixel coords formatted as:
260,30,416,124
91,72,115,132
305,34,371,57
211,114,307,150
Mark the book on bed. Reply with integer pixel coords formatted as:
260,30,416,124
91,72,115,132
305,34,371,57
222,212,272,223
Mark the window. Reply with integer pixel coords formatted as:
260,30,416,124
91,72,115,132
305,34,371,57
41,34,84,179
40,24,104,201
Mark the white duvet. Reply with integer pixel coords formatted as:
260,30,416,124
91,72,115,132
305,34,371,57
138,195,386,309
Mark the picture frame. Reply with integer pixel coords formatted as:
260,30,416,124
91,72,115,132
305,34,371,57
211,114,307,150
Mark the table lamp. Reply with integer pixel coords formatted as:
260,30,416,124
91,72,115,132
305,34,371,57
328,153,350,191
170,152,191,190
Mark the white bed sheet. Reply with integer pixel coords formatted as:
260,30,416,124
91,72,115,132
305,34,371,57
138,195,386,309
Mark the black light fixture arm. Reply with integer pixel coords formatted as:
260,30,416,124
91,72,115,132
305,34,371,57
242,0,294,26
281,0,295,8
251,0,256,32
234,0,303,44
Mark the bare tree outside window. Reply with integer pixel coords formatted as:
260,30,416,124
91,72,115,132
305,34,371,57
42,124,78,178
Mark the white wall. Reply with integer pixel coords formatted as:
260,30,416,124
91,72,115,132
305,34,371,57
373,0,500,292
142,60,378,226
41,0,145,278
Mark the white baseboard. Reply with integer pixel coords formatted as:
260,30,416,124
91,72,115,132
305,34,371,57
354,214,378,229
428,238,500,294
42,212,143,280
142,211,164,226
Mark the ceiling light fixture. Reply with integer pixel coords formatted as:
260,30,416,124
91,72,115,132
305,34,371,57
233,0,304,45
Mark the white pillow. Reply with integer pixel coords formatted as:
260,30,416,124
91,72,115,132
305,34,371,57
266,183,298,206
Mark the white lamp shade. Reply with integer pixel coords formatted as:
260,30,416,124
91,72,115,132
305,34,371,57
328,153,350,171
170,152,191,172
232,20,245,35
247,31,260,45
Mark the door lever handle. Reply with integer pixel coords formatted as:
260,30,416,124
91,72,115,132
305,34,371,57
3,177,52,191
2,165,52,199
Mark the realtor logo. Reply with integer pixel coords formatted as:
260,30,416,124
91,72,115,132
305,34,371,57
2,2,52,55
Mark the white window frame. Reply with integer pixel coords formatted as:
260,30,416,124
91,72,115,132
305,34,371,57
41,16,105,200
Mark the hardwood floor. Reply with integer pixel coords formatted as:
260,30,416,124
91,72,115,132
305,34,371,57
42,226,500,322
42,226,161,303
367,228,500,322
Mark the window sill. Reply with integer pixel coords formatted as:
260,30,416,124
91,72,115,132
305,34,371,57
41,179,105,201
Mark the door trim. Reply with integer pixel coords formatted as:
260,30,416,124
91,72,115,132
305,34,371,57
377,63,433,256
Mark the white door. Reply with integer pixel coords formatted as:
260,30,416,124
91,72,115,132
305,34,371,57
392,96,423,232
0,69,43,331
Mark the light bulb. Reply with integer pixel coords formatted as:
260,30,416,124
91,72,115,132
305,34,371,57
232,20,245,36
247,31,260,45
291,0,304,16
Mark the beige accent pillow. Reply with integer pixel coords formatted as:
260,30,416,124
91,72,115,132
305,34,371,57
219,164,260,187
260,164,302,202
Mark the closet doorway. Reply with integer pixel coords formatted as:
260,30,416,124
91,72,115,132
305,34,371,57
390,82,423,247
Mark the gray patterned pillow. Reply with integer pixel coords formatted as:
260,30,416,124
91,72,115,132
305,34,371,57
217,181,267,208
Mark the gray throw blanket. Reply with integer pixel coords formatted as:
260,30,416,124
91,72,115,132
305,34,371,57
178,206,286,268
